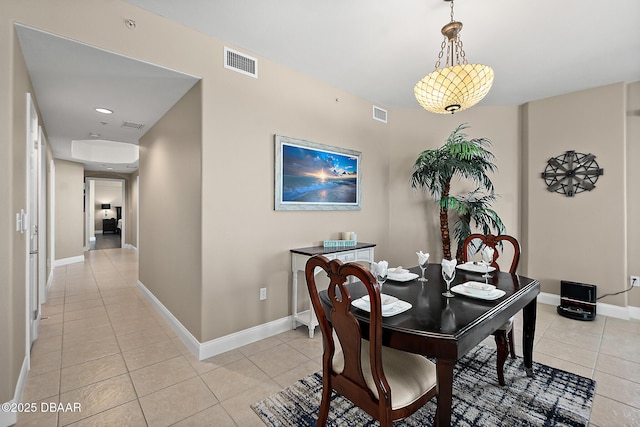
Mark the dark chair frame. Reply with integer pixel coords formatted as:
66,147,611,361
305,255,438,426
462,233,521,386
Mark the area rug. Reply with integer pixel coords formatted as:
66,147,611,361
251,345,595,427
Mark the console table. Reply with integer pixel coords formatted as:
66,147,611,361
291,242,376,337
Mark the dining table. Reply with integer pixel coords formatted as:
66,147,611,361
318,263,540,427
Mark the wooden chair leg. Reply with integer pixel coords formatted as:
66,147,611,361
507,328,516,359
317,380,332,426
494,331,508,386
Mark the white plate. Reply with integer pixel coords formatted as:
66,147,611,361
450,284,506,300
461,281,496,296
352,297,412,317
387,272,419,282
456,262,497,273
361,294,398,306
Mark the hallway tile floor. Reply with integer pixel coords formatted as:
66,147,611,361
16,249,640,426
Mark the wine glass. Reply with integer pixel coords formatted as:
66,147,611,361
481,246,495,282
373,262,388,294
441,264,456,298
417,251,429,282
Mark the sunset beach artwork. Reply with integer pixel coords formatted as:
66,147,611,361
275,135,361,210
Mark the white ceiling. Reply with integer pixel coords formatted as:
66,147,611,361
15,25,199,173
15,0,640,172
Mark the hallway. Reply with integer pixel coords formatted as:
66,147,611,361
17,248,322,426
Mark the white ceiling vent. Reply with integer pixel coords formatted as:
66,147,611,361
122,121,144,130
373,106,387,123
224,47,258,78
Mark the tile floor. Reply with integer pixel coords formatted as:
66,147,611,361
16,248,640,426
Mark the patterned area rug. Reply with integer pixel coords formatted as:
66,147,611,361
251,346,595,427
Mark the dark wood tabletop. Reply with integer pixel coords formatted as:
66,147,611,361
318,264,540,427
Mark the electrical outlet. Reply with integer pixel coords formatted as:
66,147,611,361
259,287,267,300
631,276,640,288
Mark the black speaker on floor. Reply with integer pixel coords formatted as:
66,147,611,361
557,280,597,321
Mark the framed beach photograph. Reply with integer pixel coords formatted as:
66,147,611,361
275,135,362,210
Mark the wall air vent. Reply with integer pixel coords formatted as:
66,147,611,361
224,47,258,78
122,121,144,130
373,106,387,123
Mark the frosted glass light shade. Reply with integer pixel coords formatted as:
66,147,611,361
414,63,494,114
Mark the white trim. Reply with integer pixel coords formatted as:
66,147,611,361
0,356,29,427
123,243,137,252
137,280,200,356
53,255,84,267
46,270,53,292
137,280,291,360
199,316,291,360
538,292,640,320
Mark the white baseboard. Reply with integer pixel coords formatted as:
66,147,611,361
137,280,292,361
123,244,137,252
198,316,291,360
53,255,84,267
137,281,201,356
0,356,29,427
538,292,640,320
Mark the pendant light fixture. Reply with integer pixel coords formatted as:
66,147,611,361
414,0,494,114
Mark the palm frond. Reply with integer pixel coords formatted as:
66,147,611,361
410,123,505,260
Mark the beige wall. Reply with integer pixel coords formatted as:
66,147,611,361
139,82,203,339
54,159,84,260
627,82,640,307
127,171,139,249
200,63,392,341
0,23,31,404
523,83,627,304
387,107,521,267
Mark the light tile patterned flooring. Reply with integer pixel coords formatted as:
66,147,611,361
16,248,640,426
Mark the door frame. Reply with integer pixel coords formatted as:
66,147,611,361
25,93,40,360
85,177,126,250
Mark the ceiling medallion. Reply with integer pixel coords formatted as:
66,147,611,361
414,0,494,114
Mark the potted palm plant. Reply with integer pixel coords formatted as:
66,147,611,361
410,124,505,262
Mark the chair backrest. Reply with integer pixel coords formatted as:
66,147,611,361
305,255,391,416
462,233,521,274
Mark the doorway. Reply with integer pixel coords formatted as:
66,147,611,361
85,178,125,251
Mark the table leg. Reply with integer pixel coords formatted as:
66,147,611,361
436,358,454,427
522,296,537,377
292,268,299,330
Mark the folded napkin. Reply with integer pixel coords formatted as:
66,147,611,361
416,251,430,266
441,258,457,276
371,260,388,276
481,246,495,264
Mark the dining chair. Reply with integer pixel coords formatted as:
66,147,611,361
305,255,438,426
462,233,521,386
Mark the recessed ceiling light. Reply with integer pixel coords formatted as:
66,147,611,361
106,167,114,170
89,132,100,138
95,108,113,114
